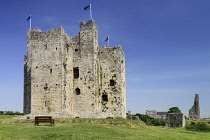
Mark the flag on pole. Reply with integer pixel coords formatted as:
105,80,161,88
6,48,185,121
27,15,31,21
84,5,91,10
105,36,109,42
27,15,32,30
105,36,109,46
84,4,92,19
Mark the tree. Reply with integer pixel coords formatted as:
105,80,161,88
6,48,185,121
14,111,21,115
5,111,14,115
135,113,153,125
168,107,181,113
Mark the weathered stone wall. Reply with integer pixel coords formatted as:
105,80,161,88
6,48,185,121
166,113,185,128
24,27,73,116
70,20,100,118
24,19,126,118
99,46,126,118
189,94,200,120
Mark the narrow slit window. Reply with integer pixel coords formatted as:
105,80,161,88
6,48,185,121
74,67,79,79
44,83,48,91
75,49,78,52
50,69,52,74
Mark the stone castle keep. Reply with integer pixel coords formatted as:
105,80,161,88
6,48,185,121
24,19,126,118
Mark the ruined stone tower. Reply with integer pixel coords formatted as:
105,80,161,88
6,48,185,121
24,19,126,118
189,94,200,120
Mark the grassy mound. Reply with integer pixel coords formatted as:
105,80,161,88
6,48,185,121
0,117,147,129
55,117,147,129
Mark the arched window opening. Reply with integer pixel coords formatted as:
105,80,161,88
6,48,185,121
102,95,108,102
75,88,80,95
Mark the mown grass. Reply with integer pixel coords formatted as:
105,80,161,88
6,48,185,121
0,118,210,140
0,115,16,119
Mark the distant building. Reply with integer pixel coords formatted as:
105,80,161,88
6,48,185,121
166,113,185,128
189,94,200,120
146,110,157,118
156,112,168,119
126,111,140,120
145,110,168,119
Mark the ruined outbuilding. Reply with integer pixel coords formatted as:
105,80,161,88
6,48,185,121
23,19,126,118
146,110,168,119
189,94,200,120
166,113,185,128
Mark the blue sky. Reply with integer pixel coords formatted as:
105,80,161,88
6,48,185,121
0,0,210,118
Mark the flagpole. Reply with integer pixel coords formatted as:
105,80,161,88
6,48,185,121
30,18,32,30
90,3,92,19
108,36,109,46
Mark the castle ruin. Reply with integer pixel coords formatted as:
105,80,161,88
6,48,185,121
189,94,200,120
24,19,126,118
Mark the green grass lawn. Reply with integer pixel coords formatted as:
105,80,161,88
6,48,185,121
0,118,210,140
0,115,16,119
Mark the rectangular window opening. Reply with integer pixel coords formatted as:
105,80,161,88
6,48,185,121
74,67,79,79
110,80,115,86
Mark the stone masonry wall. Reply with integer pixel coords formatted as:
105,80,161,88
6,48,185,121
99,46,126,118
25,27,73,115
24,19,126,118
166,113,185,128
189,94,200,120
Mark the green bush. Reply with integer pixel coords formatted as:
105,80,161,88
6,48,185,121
0,111,3,115
197,122,210,131
135,113,165,126
14,111,21,115
5,111,14,115
168,107,181,113
186,122,210,132
190,122,196,125
152,118,166,126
